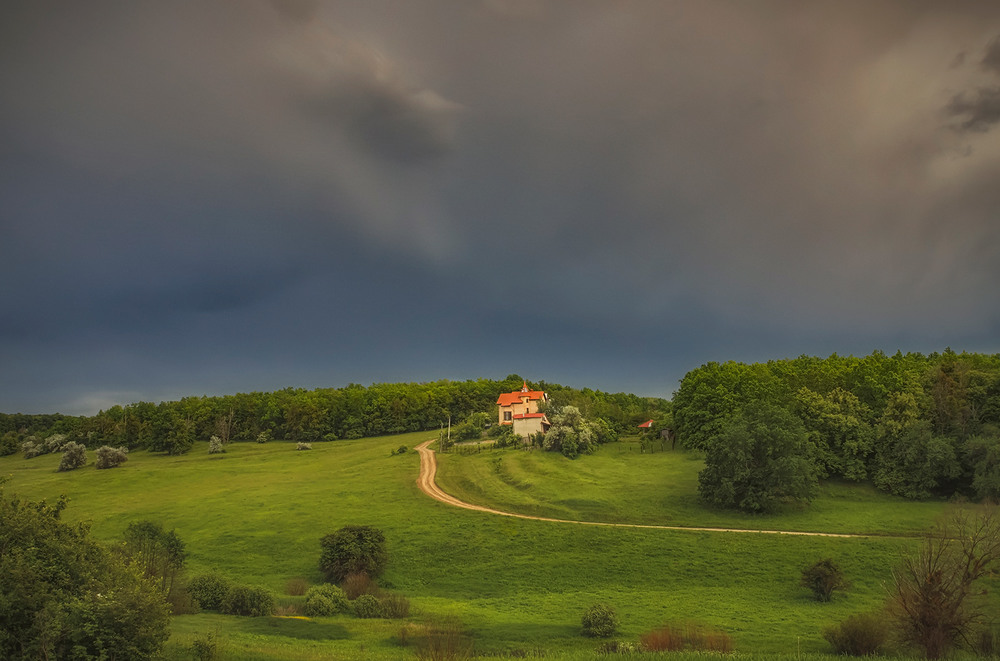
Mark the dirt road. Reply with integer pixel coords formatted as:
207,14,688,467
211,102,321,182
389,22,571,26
414,439,869,538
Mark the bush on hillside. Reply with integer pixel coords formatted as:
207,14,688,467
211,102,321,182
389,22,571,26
581,603,619,638
801,558,850,602
319,526,388,583
58,441,88,472
95,445,129,469
379,592,411,619
341,571,379,599
296,442,312,450
353,593,384,619
21,437,44,458
0,431,19,456
208,436,225,454
256,431,270,444
303,584,350,616
823,612,888,656
221,584,274,616
188,573,232,611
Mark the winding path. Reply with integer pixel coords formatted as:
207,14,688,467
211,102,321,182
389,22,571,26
414,440,870,538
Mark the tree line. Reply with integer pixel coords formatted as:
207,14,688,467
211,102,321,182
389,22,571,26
673,349,1000,509
1,376,668,456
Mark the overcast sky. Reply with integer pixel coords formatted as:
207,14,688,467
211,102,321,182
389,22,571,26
2,1,1000,415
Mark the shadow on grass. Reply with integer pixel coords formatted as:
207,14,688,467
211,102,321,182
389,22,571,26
239,616,351,641
474,621,581,650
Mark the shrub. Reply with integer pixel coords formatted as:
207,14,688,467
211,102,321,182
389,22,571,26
0,431,19,456
221,584,274,616
188,573,233,611
801,558,849,601
353,593,384,619
414,618,474,661
208,436,225,454
595,640,637,654
21,437,44,458
341,571,380,599
58,441,88,472
379,592,411,619
582,603,619,638
640,622,731,652
297,442,312,450
303,584,350,616
823,612,888,656
191,630,221,661
45,434,68,453
95,445,129,469
640,625,686,651
319,525,388,583
256,431,270,444
285,577,309,596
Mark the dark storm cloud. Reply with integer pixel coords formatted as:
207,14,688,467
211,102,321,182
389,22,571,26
982,35,1000,73
3,0,1000,414
945,34,1000,133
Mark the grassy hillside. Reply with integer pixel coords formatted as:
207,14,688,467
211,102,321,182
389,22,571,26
435,440,946,535
0,434,958,659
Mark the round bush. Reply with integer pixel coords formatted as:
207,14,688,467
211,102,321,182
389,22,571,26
188,573,232,611
303,584,350,616
353,593,384,619
221,584,274,617
319,525,388,583
582,603,619,638
95,445,129,469
58,441,88,472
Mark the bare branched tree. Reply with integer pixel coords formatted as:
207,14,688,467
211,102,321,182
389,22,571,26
888,504,1000,659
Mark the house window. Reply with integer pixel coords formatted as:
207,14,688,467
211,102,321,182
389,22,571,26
503,411,512,421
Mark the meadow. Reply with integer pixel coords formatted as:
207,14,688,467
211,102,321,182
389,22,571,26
0,433,971,660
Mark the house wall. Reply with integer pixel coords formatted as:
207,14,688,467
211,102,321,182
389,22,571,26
512,416,546,439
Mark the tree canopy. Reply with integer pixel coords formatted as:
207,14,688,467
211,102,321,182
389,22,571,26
675,350,1000,502
0,484,170,659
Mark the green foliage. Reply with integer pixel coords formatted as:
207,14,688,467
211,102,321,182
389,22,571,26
698,403,818,513
378,592,410,618
256,430,270,444
964,434,1000,500
221,584,275,616
188,572,232,611
95,445,129,468
581,603,618,637
353,593,384,618
0,486,170,660
208,436,226,454
544,406,601,459
800,558,849,602
0,431,20,456
296,442,312,450
303,583,351,616
190,630,221,661
493,424,521,448
121,519,187,612
319,525,388,583
57,440,87,471
823,612,888,656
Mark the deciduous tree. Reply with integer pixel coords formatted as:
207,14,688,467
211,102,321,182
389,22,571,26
698,403,818,513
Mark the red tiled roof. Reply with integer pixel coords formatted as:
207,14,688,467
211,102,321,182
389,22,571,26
513,413,547,420
638,419,655,428
496,390,547,406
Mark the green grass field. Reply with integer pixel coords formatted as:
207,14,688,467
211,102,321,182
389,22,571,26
0,434,972,659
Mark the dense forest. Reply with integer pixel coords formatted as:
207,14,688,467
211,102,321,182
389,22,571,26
0,376,669,457
673,349,1000,504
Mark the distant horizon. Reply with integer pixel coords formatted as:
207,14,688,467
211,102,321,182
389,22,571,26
7,345,999,417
